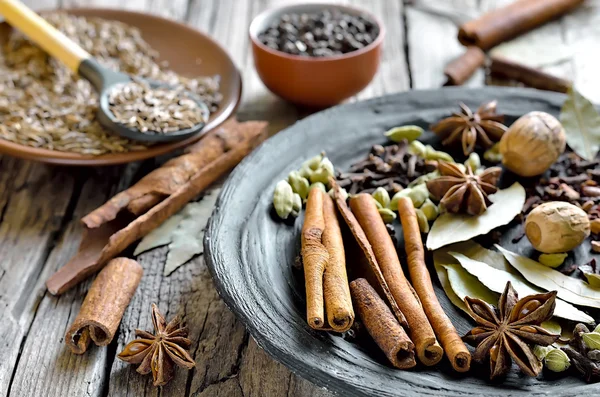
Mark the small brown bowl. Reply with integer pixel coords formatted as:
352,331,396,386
249,3,384,108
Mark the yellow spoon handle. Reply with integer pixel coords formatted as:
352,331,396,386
0,0,90,73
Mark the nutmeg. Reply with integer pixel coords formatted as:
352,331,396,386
499,111,566,177
525,202,590,253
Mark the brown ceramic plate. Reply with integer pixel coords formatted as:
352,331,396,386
0,8,242,166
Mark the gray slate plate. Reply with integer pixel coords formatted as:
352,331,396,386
205,87,599,397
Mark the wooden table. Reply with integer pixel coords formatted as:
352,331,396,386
2,0,599,396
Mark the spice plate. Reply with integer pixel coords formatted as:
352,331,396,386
205,87,600,397
0,8,241,166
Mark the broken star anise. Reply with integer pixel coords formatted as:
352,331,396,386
431,100,507,155
117,304,196,387
463,281,559,379
426,161,501,216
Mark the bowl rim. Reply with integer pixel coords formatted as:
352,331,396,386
248,2,386,62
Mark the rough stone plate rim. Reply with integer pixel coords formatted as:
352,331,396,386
205,87,598,397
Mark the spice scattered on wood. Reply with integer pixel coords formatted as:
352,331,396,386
65,258,143,354
301,188,329,329
350,194,443,366
118,303,195,387
350,278,416,369
46,119,268,295
322,193,354,332
463,281,559,379
108,79,208,134
431,101,507,155
489,56,572,93
458,0,585,50
443,46,486,86
397,197,471,372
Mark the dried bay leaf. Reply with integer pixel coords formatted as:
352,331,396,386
560,86,600,161
164,188,220,276
497,245,600,309
426,183,525,250
443,264,498,310
450,252,594,324
134,213,185,255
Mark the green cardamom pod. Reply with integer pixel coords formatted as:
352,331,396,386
465,152,481,171
483,142,503,163
434,151,454,162
533,345,552,361
409,184,429,208
408,171,440,187
301,154,323,171
384,125,424,143
424,145,454,162
288,171,310,200
420,199,439,221
319,157,335,176
415,208,430,233
544,348,570,372
291,193,302,217
372,187,391,208
309,182,327,193
389,188,412,211
378,208,397,224
408,140,426,156
299,165,314,180
538,253,568,268
273,180,295,219
329,187,348,201
310,157,335,185
583,332,600,350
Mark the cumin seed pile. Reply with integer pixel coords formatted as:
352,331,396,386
0,13,222,155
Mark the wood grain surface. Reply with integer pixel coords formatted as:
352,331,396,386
0,0,598,396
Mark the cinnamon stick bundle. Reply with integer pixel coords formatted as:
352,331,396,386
322,193,354,332
46,119,268,295
66,258,143,354
397,197,471,372
350,278,416,369
444,46,486,86
349,194,443,366
458,0,584,50
489,56,572,93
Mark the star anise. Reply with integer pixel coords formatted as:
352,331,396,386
426,161,501,215
463,282,559,379
431,101,507,155
117,304,196,387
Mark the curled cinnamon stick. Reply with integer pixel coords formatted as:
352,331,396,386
458,0,584,50
332,183,407,329
444,46,486,86
397,197,471,372
350,278,416,369
302,188,329,329
350,194,443,366
489,56,572,93
46,120,268,295
322,194,354,332
66,258,143,354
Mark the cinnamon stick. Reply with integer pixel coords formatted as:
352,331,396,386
350,278,416,369
332,183,407,329
302,188,329,329
397,197,471,372
489,56,572,93
444,46,486,86
458,0,584,50
65,258,143,354
322,194,354,332
46,120,268,295
350,194,443,366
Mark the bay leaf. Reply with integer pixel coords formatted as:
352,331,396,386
496,245,600,309
134,213,184,256
433,258,469,313
164,188,221,276
426,183,525,250
560,85,600,161
442,263,498,312
450,252,594,324
580,263,600,288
